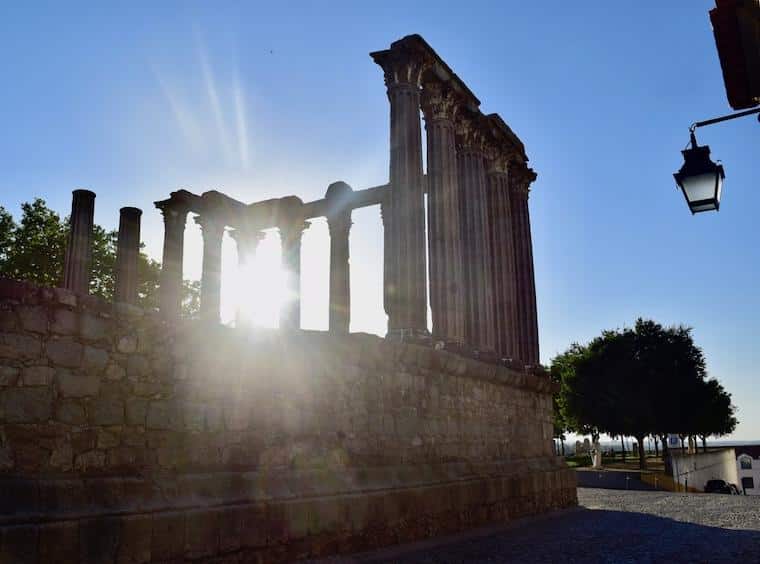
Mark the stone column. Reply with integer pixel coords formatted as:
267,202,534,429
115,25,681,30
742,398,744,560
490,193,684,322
279,219,308,331
371,45,428,339
327,212,352,333
229,228,264,327
509,163,539,365
486,156,519,360
156,201,189,321
421,81,465,344
456,118,496,352
195,214,226,324
62,189,96,294
114,207,142,304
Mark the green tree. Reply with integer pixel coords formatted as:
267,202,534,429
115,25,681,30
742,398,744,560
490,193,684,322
554,318,737,470
0,199,198,315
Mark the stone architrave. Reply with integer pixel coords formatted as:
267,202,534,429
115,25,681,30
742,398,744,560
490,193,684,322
62,189,96,294
421,80,465,344
115,207,142,305
155,199,190,321
509,162,539,365
485,153,519,360
456,116,496,352
195,214,226,324
371,39,428,339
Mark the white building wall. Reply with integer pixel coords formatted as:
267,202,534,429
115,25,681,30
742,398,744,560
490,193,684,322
670,448,738,492
737,454,760,495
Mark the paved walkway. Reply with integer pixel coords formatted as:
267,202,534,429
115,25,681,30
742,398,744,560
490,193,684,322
312,488,760,563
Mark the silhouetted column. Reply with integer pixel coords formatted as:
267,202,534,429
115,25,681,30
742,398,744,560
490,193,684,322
279,220,308,330
62,189,96,294
195,214,225,323
421,81,465,344
486,157,519,360
156,200,189,321
509,163,539,365
115,207,142,304
456,119,496,352
371,42,428,339
229,228,264,327
328,213,352,333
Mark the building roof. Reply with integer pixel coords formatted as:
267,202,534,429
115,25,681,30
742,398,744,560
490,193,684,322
735,445,760,459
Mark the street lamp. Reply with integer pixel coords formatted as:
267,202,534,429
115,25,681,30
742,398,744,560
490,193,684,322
674,130,725,214
674,107,759,214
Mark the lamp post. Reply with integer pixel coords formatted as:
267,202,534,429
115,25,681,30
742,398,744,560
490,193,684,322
674,107,759,213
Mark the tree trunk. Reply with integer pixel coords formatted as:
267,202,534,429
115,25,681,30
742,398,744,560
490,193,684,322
654,436,659,458
620,436,626,462
701,435,707,453
637,434,647,470
561,440,565,456
680,436,685,453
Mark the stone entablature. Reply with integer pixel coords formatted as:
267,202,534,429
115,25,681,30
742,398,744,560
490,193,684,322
0,278,575,561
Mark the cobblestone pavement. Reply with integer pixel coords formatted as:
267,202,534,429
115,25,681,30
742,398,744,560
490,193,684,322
313,488,760,563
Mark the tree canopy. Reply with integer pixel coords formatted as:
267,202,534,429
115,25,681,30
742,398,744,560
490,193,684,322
553,318,737,469
0,198,199,315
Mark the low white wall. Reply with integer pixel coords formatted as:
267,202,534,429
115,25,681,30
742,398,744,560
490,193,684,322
670,448,738,492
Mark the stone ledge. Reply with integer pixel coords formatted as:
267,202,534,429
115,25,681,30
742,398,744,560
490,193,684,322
0,458,570,526
0,466,576,563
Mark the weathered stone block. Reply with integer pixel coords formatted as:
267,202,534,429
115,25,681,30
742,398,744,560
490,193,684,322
46,338,83,368
0,332,41,360
1,525,39,564
104,362,125,381
74,450,106,472
0,365,19,386
97,428,121,449
49,443,73,471
79,517,120,564
88,396,124,426
82,346,109,374
54,287,77,306
21,365,54,386
79,313,109,342
126,355,149,379
125,398,149,426
184,509,220,559
51,308,78,335
117,515,151,564
0,388,52,422
151,513,185,561
117,335,138,354
18,305,48,333
55,400,86,425
39,521,79,564
57,370,99,398
146,401,182,431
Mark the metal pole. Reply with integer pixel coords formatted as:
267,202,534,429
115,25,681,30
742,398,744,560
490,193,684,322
690,107,760,132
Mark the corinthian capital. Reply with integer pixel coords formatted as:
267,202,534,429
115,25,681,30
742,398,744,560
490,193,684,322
509,162,538,195
421,81,459,122
455,114,487,153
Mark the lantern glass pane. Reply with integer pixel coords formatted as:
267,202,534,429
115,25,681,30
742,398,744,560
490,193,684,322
681,172,717,204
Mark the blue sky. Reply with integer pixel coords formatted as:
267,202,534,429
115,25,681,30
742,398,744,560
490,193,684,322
1,2,758,439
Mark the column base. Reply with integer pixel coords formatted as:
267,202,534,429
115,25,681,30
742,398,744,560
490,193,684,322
385,328,431,345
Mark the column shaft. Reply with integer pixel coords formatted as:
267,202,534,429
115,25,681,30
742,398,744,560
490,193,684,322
509,167,539,365
230,229,264,328
157,204,188,320
457,145,496,352
62,189,96,294
328,214,352,333
115,207,142,304
422,84,465,343
196,215,225,323
487,170,519,359
280,224,306,330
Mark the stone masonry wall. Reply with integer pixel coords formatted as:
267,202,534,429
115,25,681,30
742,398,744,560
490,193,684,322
0,278,576,562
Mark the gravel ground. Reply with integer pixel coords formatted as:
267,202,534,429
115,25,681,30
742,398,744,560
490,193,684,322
313,488,760,563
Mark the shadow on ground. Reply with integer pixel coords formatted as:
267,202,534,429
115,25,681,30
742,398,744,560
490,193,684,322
313,506,760,563
575,469,657,490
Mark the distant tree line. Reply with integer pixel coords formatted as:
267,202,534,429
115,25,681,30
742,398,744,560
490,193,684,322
551,318,737,470
0,198,200,315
